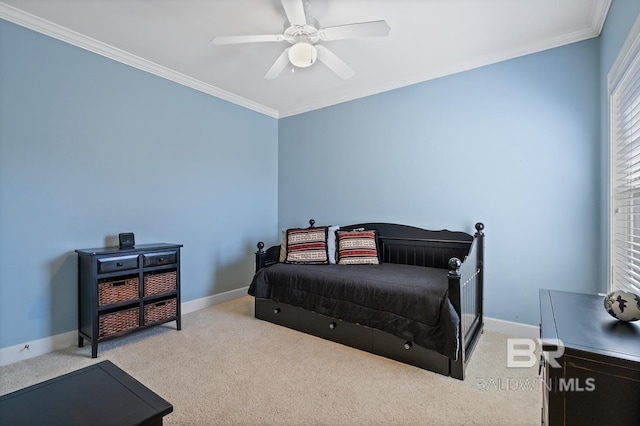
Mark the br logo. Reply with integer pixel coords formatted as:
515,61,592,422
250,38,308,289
506,338,564,368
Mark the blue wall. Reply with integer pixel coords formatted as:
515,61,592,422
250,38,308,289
2,0,639,351
278,0,640,327
279,38,600,326
0,20,279,348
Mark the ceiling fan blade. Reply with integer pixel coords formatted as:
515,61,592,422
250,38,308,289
316,46,355,79
281,0,307,26
319,20,390,41
211,34,284,44
264,48,291,79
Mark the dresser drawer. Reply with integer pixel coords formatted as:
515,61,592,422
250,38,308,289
98,306,140,339
144,297,177,325
98,275,139,306
144,270,177,296
143,251,177,267
97,255,139,274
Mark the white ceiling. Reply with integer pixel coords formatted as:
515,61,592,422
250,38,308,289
1,0,611,118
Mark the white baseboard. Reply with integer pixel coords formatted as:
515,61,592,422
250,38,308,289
0,330,78,367
0,286,250,367
483,316,539,339
1,290,538,367
181,286,249,315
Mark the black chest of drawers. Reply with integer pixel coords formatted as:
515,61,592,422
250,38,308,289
76,243,183,358
539,289,640,425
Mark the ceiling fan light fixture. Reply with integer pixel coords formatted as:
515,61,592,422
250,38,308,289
288,42,317,68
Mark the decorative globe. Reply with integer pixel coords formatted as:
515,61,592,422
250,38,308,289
603,290,640,322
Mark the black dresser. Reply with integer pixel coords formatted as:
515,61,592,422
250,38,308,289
76,243,182,358
539,289,640,425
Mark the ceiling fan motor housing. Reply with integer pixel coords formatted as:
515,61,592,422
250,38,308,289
283,21,320,44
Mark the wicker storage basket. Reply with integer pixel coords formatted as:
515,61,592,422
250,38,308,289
98,276,139,306
98,307,139,339
144,298,177,325
144,270,176,296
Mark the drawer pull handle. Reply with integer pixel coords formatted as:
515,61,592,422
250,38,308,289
404,342,412,350
158,257,164,262
155,302,167,307
329,322,337,329
116,262,123,267
273,308,281,314
113,281,125,287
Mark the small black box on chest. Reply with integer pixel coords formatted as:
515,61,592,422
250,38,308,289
118,233,135,249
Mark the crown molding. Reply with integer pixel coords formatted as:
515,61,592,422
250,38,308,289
278,0,612,118
279,24,604,118
589,0,612,35
0,2,279,118
1,0,611,120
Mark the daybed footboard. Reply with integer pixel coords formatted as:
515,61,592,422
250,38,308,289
251,222,485,380
447,223,484,379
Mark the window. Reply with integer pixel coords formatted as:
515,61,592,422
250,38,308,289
609,15,640,294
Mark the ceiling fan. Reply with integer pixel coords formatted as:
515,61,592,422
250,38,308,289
211,0,390,79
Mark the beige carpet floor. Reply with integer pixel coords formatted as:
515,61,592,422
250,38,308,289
1,296,541,425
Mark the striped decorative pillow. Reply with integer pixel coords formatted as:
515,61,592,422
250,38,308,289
336,229,379,265
285,227,329,264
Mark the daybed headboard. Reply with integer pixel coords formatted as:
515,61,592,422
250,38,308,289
344,222,475,269
255,221,484,272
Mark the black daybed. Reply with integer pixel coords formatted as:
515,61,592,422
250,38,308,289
248,221,485,380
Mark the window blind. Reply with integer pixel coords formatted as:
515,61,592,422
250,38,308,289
610,16,640,295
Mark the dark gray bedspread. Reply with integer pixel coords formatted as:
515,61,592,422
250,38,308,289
248,263,459,359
